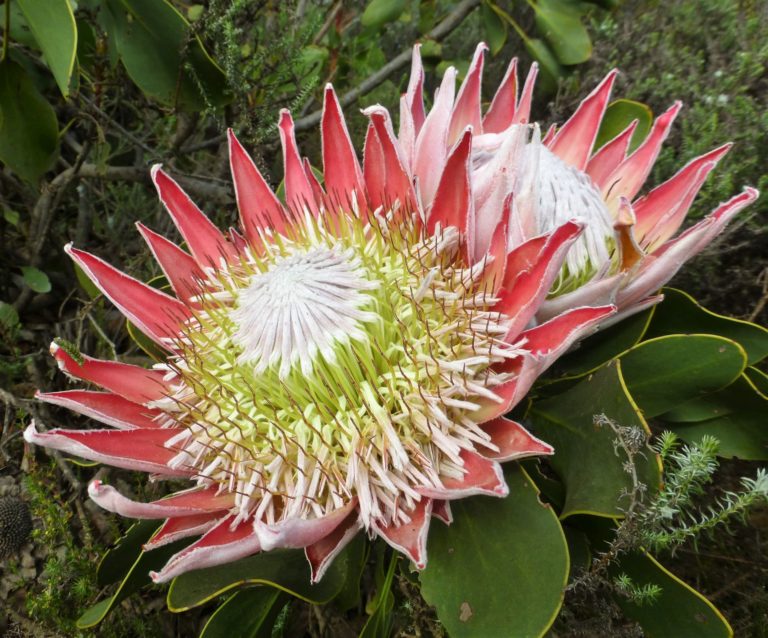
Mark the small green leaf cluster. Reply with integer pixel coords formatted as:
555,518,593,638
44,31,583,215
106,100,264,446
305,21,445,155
613,573,662,607
22,462,164,637
23,463,101,635
640,433,768,552
480,0,617,93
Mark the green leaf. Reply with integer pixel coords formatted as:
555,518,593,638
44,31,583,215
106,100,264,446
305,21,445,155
579,517,732,637
167,544,352,612
663,374,768,460
533,0,592,65
4,208,20,226
549,307,653,379
528,361,661,518
420,465,568,637
745,366,768,398
8,3,38,48
17,0,78,97
297,45,328,77
359,550,397,638
187,4,205,22
361,0,406,29
620,335,747,418
612,552,732,637
645,288,768,365
72,261,101,299
97,520,160,587
481,3,508,56
594,99,653,154
200,588,282,638
0,61,59,183
127,320,166,361
0,301,20,330
21,266,51,293
419,39,442,60
104,0,229,110
523,37,564,94
78,534,192,628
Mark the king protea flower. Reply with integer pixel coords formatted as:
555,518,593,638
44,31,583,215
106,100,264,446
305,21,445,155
395,43,758,324
24,54,617,582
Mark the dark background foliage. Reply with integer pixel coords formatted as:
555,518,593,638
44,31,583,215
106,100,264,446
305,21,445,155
0,0,765,635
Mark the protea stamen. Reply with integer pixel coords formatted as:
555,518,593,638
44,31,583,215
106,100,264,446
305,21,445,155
155,208,527,537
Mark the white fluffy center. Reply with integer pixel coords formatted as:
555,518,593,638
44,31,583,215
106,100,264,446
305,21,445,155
232,246,378,378
537,146,615,288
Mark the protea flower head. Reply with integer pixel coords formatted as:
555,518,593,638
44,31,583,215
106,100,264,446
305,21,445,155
24,50,617,582
396,43,758,324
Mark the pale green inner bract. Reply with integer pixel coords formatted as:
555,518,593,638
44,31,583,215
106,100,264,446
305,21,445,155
161,210,519,528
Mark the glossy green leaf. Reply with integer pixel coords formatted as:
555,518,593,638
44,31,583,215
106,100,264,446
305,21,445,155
645,288,768,365
550,307,653,379
528,361,661,518
200,588,282,638
21,266,51,293
17,0,78,97
533,0,592,65
420,465,568,637
8,3,38,48
745,366,768,398
0,61,59,183
525,39,563,96
97,520,160,587
78,535,192,628
361,0,406,29
594,99,653,154
612,552,732,637
620,335,747,418
167,543,353,612
664,374,768,460
104,0,228,110
481,3,508,56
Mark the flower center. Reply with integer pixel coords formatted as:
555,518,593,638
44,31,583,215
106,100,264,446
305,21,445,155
232,246,377,379
163,214,521,529
536,146,616,293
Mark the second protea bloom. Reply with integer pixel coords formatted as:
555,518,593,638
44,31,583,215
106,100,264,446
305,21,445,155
25,81,614,582
396,44,758,323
